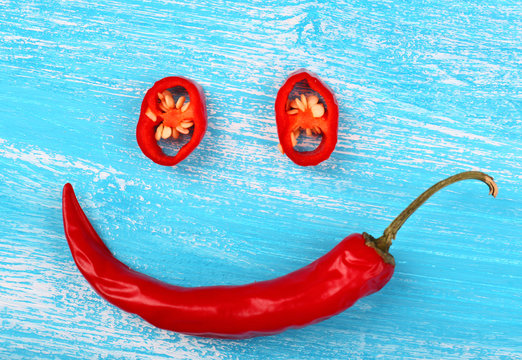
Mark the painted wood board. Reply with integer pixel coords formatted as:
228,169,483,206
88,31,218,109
1,0,520,358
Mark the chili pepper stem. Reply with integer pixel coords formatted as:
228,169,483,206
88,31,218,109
370,171,498,254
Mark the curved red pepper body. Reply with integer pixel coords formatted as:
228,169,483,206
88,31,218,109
136,76,207,166
62,184,394,339
275,69,339,166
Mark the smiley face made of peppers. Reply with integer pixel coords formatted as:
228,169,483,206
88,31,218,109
62,70,499,339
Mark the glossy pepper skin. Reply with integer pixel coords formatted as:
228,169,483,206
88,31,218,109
62,183,393,339
62,172,497,339
275,69,339,166
136,76,207,166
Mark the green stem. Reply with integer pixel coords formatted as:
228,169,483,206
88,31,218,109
373,171,498,253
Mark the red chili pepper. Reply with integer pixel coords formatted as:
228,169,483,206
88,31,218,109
62,172,497,338
275,69,339,166
136,76,207,166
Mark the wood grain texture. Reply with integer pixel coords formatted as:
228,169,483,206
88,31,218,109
1,0,520,358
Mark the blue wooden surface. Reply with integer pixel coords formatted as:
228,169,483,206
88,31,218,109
1,0,521,358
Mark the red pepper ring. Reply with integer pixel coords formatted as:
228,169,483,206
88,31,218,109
275,69,339,166
62,172,497,339
136,76,207,166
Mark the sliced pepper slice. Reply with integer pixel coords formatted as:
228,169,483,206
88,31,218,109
275,69,339,166
136,76,207,166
